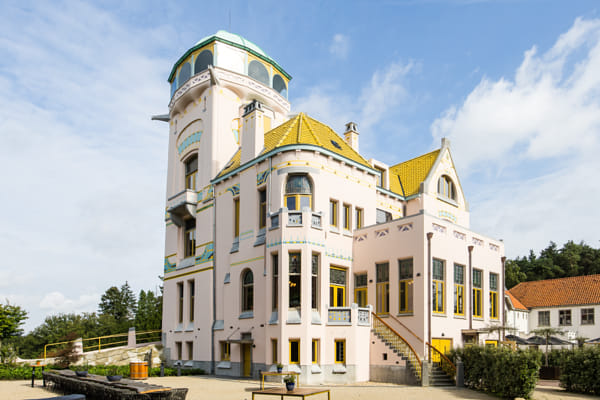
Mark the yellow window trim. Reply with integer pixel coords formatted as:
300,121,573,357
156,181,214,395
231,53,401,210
354,287,367,306
490,291,499,319
399,278,413,313
334,339,346,364
289,339,300,364
312,339,318,364
473,288,482,318
454,284,465,316
432,280,445,313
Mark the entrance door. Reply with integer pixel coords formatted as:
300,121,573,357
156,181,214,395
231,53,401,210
431,338,452,363
242,344,251,377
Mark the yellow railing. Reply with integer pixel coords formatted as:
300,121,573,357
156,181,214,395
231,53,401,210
44,329,161,361
372,312,422,380
426,342,456,381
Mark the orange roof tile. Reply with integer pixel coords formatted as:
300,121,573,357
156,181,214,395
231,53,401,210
509,274,600,308
505,290,528,311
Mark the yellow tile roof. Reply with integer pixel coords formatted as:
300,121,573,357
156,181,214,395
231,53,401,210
217,113,372,178
389,150,440,197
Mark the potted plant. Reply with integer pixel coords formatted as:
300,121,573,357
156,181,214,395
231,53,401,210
276,363,283,373
106,366,122,382
283,375,295,391
75,363,89,377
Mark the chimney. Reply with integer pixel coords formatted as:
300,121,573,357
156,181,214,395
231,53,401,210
344,122,359,152
241,100,265,164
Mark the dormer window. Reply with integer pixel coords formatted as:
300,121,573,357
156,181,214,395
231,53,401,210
285,175,312,211
437,175,456,200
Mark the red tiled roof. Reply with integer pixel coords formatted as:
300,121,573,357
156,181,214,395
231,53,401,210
509,274,600,308
505,290,528,311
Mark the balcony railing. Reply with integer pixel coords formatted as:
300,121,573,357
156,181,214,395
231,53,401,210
327,306,371,326
269,210,323,230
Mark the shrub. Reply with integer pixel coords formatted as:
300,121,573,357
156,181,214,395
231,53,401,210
559,346,600,395
456,345,542,399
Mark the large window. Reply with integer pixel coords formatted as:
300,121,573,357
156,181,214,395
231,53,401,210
582,308,595,325
343,204,351,230
248,60,269,86
559,309,572,326
289,339,300,364
473,269,482,318
376,209,392,224
194,49,213,74
285,175,312,211
234,198,240,237
330,200,338,227
184,219,196,258
259,189,267,229
354,273,367,307
538,310,550,326
242,269,254,312
489,273,499,320
398,259,413,313
437,175,456,200
289,252,301,308
185,155,197,190
454,264,465,316
355,207,363,229
376,262,389,314
311,254,319,309
272,253,278,311
177,282,184,323
432,259,445,313
188,280,195,322
329,266,346,307
335,340,345,364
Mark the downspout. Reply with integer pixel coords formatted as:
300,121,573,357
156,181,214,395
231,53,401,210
501,256,506,341
468,245,474,331
211,185,217,375
426,232,433,361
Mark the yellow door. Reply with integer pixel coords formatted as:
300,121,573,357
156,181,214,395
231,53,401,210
242,344,251,377
485,340,498,347
431,338,452,363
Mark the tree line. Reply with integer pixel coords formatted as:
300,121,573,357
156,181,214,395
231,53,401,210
1,282,162,360
506,240,600,288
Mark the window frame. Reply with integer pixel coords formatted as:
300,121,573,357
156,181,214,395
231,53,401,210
272,253,279,311
184,154,198,191
334,339,346,364
258,189,267,229
437,175,456,200
221,341,230,361
330,199,338,227
489,272,499,320
271,338,278,364
233,197,240,238
355,207,363,229
398,258,413,314
538,310,550,326
241,269,254,312
329,266,347,307
454,264,465,316
184,218,196,258
312,339,319,364
354,273,368,307
432,259,445,314
343,203,351,231
581,308,595,325
311,254,319,310
177,282,184,324
188,280,195,322
288,252,301,308
376,262,390,315
284,174,312,211
472,268,482,318
289,339,300,364
559,309,572,326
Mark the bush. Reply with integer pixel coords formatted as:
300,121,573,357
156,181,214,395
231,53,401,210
559,346,600,395
455,345,542,399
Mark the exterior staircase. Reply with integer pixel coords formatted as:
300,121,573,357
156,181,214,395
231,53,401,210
372,313,422,383
429,364,455,386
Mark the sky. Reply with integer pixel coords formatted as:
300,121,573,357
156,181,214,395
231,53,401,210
1,0,599,333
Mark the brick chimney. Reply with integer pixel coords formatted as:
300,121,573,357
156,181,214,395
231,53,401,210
343,122,359,152
241,100,265,164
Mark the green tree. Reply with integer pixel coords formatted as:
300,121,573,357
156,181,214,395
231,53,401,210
505,259,526,289
99,282,137,331
0,301,27,344
135,289,162,331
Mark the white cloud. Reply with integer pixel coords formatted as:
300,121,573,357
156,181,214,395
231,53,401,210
430,17,600,256
329,33,350,59
0,2,172,332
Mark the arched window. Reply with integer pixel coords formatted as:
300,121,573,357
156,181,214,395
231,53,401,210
284,175,312,211
178,62,191,88
194,50,213,74
437,175,456,200
242,269,254,312
170,79,177,98
248,60,269,86
185,155,198,190
273,74,287,97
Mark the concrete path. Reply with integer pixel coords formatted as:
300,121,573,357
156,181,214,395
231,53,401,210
0,376,594,400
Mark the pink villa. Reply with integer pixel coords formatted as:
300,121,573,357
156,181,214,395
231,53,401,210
156,31,506,385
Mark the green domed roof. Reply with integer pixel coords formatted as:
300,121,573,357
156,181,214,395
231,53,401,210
168,30,291,82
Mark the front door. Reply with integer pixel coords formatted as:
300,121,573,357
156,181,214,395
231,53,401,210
242,344,251,377
431,338,452,363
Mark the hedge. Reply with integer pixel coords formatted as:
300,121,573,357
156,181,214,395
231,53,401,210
559,346,600,395
0,364,204,380
452,346,542,399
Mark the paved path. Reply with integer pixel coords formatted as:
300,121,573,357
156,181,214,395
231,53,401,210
0,376,594,400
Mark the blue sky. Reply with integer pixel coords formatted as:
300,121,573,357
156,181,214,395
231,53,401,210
1,0,599,332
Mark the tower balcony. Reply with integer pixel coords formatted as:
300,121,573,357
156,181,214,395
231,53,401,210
167,189,197,227
269,209,323,230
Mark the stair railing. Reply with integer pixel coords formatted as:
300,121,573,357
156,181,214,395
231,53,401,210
372,312,422,380
426,341,456,380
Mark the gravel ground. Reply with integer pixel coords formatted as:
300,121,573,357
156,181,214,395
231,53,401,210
0,376,595,400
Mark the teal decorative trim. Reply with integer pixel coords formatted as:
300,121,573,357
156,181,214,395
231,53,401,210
439,210,457,223
257,167,274,186
198,185,214,202
197,203,214,213
178,130,202,154
326,249,353,262
266,237,352,261
195,242,214,265
164,257,177,273
226,183,240,196
240,230,254,242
